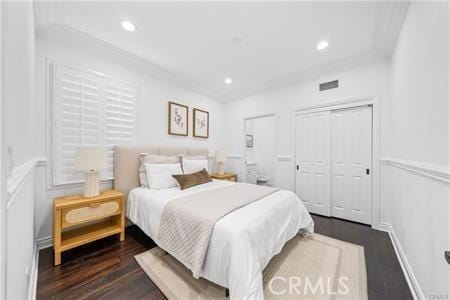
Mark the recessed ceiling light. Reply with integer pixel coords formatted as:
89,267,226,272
121,20,136,32
316,40,329,50
224,78,232,85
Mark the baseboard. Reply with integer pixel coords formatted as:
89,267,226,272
386,224,424,300
27,244,39,300
372,221,391,232
36,236,52,250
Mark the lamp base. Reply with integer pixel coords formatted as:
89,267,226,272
84,170,100,198
218,162,224,175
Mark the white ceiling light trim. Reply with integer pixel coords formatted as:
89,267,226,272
121,20,136,32
316,40,329,50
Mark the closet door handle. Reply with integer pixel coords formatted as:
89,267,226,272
296,165,299,170
366,169,370,175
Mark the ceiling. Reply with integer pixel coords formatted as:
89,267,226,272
34,1,409,101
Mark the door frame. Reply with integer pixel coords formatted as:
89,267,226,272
242,113,277,185
293,95,384,230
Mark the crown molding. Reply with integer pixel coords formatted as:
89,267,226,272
34,2,410,102
220,50,386,101
373,1,410,59
220,1,410,101
36,24,222,100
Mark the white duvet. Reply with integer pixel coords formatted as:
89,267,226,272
127,180,314,299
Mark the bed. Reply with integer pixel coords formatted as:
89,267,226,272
114,145,314,299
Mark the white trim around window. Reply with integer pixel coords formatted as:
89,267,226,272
49,61,137,186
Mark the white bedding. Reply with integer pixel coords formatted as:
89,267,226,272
127,180,314,299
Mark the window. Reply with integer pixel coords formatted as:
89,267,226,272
52,64,136,185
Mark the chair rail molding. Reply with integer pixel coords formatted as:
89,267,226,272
6,157,47,209
380,158,450,184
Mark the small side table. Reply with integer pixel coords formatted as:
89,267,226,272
210,173,237,182
53,189,125,265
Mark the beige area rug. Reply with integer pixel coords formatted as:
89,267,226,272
135,234,368,300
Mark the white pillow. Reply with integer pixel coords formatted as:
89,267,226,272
182,158,209,174
138,154,179,187
145,163,183,190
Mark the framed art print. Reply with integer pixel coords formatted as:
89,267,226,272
168,101,188,136
193,108,209,138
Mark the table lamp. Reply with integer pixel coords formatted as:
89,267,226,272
75,147,107,197
215,150,227,175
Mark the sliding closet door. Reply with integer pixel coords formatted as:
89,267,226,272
331,106,372,224
295,111,331,216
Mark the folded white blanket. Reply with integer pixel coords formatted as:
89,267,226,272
157,183,280,277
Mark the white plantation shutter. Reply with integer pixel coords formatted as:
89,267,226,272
53,64,136,185
104,80,136,179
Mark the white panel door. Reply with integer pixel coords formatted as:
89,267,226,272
295,111,331,216
331,106,372,224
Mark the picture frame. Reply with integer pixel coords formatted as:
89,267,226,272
168,101,188,136
246,134,253,147
193,108,209,138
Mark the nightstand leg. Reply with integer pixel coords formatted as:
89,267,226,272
54,251,61,266
120,195,125,241
53,208,62,266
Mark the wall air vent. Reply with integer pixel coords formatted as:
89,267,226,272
319,80,339,91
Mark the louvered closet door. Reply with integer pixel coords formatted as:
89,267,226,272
54,65,101,184
295,111,331,216
331,106,372,224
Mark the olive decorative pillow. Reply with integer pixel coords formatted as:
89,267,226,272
172,169,212,190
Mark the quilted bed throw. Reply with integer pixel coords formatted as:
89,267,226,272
157,182,279,278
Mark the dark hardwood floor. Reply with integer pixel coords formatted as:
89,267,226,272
37,215,413,299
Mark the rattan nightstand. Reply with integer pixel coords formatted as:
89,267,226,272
53,190,125,265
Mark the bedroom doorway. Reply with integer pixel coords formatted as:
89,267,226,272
295,105,373,225
244,115,276,186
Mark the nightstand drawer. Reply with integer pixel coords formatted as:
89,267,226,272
61,198,121,228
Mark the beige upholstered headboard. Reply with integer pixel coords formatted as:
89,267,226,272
113,145,209,196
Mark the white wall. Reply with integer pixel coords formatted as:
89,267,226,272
34,30,225,243
388,3,448,165
2,1,37,299
0,2,5,299
383,2,449,298
224,62,389,204
4,2,36,172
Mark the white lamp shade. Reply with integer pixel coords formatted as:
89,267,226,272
75,147,107,171
215,150,227,163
